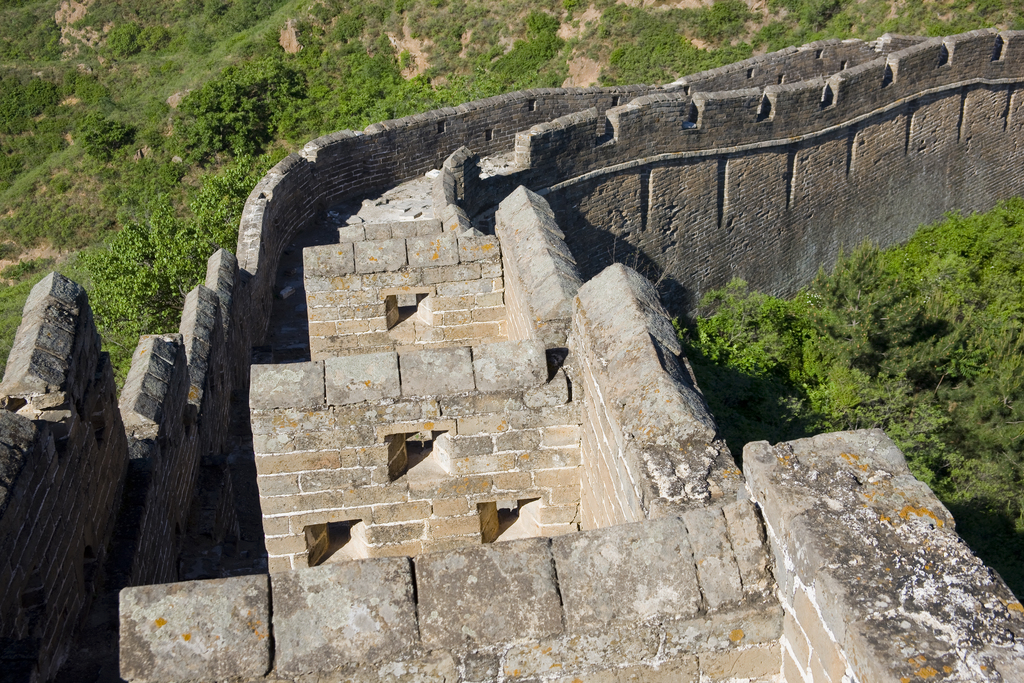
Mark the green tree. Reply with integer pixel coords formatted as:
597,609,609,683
78,113,136,162
83,154,276,376
176,57,305,161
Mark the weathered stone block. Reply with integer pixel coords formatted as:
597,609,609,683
119,575,270,682
551,517,702,633
681,507,744,609
325,352,400,405
399,347,475,396
303,243,355,277
472,340,547,392
524,369,570,408
355,238,407,273
250,361,324,410
406,233,459,267
271,558,418,675
417,537,563,648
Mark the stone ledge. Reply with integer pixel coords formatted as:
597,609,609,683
119,574,271,683
744,429,1024,683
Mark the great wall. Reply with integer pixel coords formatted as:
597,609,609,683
1,27,1023,683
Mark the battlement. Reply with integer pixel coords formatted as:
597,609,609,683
3,29,1024,682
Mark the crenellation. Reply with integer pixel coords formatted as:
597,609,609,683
0,27,1021,683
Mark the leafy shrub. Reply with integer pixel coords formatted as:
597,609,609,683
175,56,305,161
474,11,566,95
78,113,136,162
106,22,143,58
690,0,754,41
83,154,277,377
0,76,59,135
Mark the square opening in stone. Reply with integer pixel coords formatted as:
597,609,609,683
384,293,430,330
387,430,449,481
305,520,367,567
478,498,541,543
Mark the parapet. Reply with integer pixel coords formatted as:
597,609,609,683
745,429,1024,681
572,263,740,526
495,186,583,346
120,500,779,682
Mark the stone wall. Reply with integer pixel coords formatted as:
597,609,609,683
0,248,243,679
453,29,1024,312
120,500,780,683
495,186,583,347
6,28,1024,682
249,340,581,571
0,274,128,681
744,429,1024,682
303,219,506,359
571,264,740,528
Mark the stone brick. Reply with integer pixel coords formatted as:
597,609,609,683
785,610,810,670
119,575,270,683
697,642,781,680
372,501,432,524
364,521,425,545
271,558,418,673
250,361,324,410
399,346,475,396
432,498,471,516
407,233,459,267
551,517,702,633
427,513,481,538
493,471,533,491
458,235,501,262
325,352,400,405
494,429,541,452
417,537,563,648
354,238,407,273
532,467,579,488
524,370,570,408
518,448,580,470
681,507,744,609
456,413,511,435
541,425,581,448
303,243,354,276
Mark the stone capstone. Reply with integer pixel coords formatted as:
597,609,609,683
416,537,564,649
249,361,325,411
399,346,475,396
270,558,418,675
119,574,271,683
325,352,400,405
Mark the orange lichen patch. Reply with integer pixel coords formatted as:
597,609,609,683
879,514,891,523
154,618,167,628
1007,601,1024,613
729,628,744,642
943,666,953,673
902,677,912,683
899,505,945,527
915,666,939,678
840,452,860,463
181,633,191,641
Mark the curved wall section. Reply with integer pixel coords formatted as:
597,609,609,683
466,29,1024,311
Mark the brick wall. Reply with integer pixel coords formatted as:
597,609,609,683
303,219,506,358
120,501,779,683
249,340,581,572
0,274,128,680
457,30,1024,313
